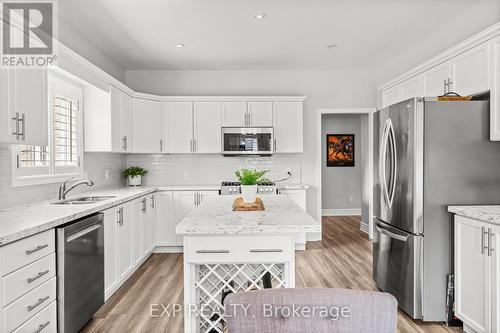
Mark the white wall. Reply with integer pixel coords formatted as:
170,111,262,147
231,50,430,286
125,70,377,220
376,5,500,86
321,114,362,211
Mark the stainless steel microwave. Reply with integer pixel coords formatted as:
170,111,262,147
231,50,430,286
222,127,274,156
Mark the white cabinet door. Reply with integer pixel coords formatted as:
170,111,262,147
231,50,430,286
155,192,175,246
174,191,197,246
164,102,193,153
490,225,500,333
399,76,423,101
110,86,132,152
131,199,143,265
132,98,162,153
273,102,303,153
193,102,221,153
103,209,119,299
278,189,306,211
0,69,48,145
221,102,247,127
449,43,489,96
422,63,449,97
381,85,400,108
454,216,490,333
248,102,273,126
198,190,219,205
490,36,500,141
117,202,134,281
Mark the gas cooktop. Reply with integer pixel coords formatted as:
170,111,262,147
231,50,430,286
220,181,276,195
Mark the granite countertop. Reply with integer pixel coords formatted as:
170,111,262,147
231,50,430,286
176,195,320,235
157,184,221,191
0,186,156,246
448,205,500,226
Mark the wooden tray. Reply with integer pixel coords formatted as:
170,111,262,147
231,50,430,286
233,197,265,211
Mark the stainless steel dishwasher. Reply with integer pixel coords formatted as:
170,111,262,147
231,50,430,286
57,212,104,333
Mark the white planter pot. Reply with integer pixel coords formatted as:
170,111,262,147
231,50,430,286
241,185,258,203
128,175,142,186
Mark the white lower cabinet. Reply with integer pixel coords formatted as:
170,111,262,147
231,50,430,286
156,190,219,247
103,209,119,299
454,215,499,333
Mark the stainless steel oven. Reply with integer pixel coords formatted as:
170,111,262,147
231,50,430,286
222,127,273,156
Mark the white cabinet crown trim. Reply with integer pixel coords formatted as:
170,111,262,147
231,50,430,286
378,22,500,91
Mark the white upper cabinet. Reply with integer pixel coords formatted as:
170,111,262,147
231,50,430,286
400,75,423,101
221,102,247,127
0,69,48,145
132,97,162,153
193,102,221,153
381,85,401,108
112,86,133,152
273,101,303,153
247,102,273,126
449,43,489,96
491,35,500,141
422,62,450,97
164,102,193,153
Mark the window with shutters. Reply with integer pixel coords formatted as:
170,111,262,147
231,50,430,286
12,72,84,186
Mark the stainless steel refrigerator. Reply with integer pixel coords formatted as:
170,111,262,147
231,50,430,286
373,96,500,321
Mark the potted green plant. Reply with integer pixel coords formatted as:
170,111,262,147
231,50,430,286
234,169,269,203
123,167,148,186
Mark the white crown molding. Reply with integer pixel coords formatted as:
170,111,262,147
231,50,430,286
378,22,500,91
55,41,307,102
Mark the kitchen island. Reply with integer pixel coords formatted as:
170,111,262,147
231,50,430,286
176,195,320,333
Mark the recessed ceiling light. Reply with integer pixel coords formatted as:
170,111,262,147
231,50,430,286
176,43,185,48
326,43,339,49
254,13,267,19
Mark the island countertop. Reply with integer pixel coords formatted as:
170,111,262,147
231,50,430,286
176,195,321,235
448,205,500,226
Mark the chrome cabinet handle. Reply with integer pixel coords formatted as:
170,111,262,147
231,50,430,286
196,249,230,254
120,207,124,225
488,228,494,257
190,139,193,152
447,78,453,92
444,79,448,94
274,138,277,152
160,139,163,152
481,226,486,254
12,112,20,139
121,136,128,150
250,249,283,253
27,296,49,311
142,198,147,213
150,195,155,208
27,270,50,284
33,321,50,333
19,113,25,140
26,244,48,255
116,209,121,225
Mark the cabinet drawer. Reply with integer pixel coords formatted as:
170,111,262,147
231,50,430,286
3,253,56,306
4,277,56,332
11,300,56,333
1,230,55,275
185,235,294,263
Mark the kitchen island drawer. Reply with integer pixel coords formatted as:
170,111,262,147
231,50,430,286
3,253,56,306
184,235,294,263
11,300,56,333
3,277,56,332
1,229,55,275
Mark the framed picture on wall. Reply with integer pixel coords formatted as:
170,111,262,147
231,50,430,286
326,134,355,167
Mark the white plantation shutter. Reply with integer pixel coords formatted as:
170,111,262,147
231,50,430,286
14,73,83,184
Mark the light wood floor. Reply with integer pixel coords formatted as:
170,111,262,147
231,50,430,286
82,216,463,333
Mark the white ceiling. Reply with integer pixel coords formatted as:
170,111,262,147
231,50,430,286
59,0,497,70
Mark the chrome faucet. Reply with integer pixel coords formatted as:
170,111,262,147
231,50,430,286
58,177,94,200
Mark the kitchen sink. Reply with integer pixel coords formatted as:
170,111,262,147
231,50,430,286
52,196,116,205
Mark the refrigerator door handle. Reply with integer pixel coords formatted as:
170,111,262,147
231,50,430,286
388,120,397,206
375,223,409,242
380,119,396,208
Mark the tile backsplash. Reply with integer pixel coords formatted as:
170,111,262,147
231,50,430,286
126,154,303,185
0,144,126,209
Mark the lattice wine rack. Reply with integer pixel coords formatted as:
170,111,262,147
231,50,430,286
194,262,286,333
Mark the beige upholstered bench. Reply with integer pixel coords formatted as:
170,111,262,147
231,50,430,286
224,288,398,333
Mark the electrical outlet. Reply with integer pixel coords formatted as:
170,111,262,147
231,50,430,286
184,171,189,180
349,196,353,203
104,170,110,180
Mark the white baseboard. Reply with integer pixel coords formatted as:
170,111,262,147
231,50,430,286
153,246,183,253
322,208,362,216
359,222,369,235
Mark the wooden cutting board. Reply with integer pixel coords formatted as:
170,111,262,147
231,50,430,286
233,197,265,211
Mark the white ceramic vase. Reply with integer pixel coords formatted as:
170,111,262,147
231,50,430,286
241,185,258,203
128,175,142,186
